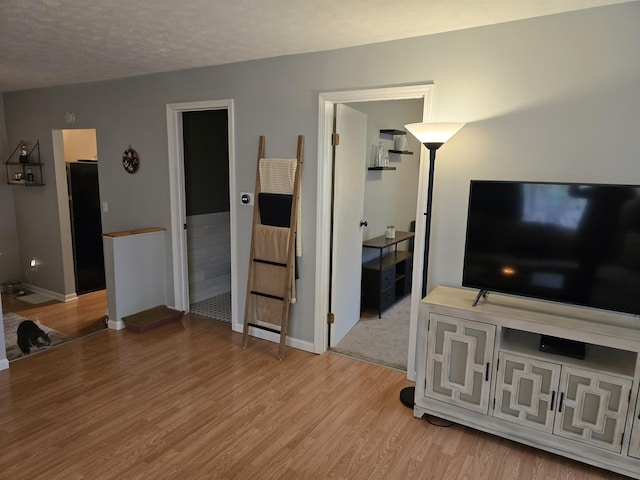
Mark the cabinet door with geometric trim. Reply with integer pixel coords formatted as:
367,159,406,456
493,352,561,432
628,395,640,459
554,366,632,453
424,314,496,414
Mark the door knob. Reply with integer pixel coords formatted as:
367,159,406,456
360,220,368,227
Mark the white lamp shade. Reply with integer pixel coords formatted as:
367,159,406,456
404,122,465,144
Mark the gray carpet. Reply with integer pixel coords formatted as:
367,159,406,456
3,312,72,361
332,295,411,371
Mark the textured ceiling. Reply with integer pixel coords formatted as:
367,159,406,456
0,0,634,93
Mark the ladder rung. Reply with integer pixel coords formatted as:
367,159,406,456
250,290,285,301
253,258,287,267
248,322,281,334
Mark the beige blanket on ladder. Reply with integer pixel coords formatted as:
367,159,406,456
252,224,295,326
259,157,302,258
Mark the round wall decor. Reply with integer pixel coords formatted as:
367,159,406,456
122,147,139,173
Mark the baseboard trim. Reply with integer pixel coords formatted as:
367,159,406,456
247,326,316,354
0,358,9,371
107,319,126,331
23,284,77,303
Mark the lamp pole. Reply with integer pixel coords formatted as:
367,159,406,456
400,123,465,410
422,143,442,298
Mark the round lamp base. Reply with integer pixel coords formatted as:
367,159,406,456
400,386,415,409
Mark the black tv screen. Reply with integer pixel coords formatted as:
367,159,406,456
462,181,640,316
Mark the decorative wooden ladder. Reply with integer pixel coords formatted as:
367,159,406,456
242,135,304,359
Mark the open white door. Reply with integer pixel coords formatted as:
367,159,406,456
330,104,368,346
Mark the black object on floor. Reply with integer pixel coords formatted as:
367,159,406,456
400,386,415,409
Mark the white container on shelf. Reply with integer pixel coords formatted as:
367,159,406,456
385,226,396,239
394,135,407,152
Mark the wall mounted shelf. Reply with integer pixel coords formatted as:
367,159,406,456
5,140,44,186
388,149,413,155
368,166,396,171
379,129,406,136
379,129,413,156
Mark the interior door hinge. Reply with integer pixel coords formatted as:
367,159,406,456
331,133,340,146
327,312,335,324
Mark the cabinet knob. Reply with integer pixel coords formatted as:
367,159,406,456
360,220,368,227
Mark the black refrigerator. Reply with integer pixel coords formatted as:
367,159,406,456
67,161,106,294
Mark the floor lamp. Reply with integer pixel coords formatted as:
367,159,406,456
399,122,465,409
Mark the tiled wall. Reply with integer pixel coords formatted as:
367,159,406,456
187,211,231,304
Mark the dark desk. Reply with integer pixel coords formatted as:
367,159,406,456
362,231,415,250
361,231,415,318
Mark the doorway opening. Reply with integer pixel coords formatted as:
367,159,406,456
166,99,239,330
330,99,423,371
3,128,108,362
182,109,232,324
60,129,107,336
315,84,434,381
52,128,105,301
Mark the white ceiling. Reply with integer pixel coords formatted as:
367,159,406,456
0,0,633,93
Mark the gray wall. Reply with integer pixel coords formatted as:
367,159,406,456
2,4,639,345
0,94,21,284
348,99,423,265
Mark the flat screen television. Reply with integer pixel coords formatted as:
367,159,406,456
462,180,640,319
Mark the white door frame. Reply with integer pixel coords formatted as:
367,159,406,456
166,99,239,331
314,85,433,381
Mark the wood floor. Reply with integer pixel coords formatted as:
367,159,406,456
1,289,108,337
0,312,624,479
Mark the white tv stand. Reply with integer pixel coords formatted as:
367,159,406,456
415,286,640,478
